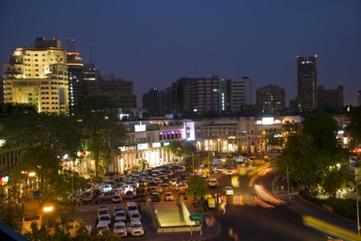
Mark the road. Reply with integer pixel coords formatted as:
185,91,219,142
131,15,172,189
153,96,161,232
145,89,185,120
208,173,329,241
74,165,357,241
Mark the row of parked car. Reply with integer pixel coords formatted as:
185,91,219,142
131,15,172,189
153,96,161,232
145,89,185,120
96,202,145,237
79,164,189,204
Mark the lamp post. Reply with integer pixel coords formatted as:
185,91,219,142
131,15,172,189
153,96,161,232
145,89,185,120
355,168,360,235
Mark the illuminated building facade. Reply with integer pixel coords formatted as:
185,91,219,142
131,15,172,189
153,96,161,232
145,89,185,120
66,51,84,115
3,37,69,114
195,116,302,154
113,119,195,173
256,84,286,114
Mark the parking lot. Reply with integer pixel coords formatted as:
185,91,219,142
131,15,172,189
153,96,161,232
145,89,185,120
74,164,190,238
72,159,248,239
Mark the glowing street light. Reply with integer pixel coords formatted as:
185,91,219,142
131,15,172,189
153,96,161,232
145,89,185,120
42,204,55,214
28,171,36,177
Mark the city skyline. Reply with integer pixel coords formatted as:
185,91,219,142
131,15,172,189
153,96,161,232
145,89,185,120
1,0,361,105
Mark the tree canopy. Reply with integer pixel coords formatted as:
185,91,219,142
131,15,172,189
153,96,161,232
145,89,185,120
279,112,349,197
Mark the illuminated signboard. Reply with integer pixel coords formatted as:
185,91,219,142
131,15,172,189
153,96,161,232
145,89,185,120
182,121,195,141
134,122,146,132
152,142,161,148
137,143,149,150
256,117,281,125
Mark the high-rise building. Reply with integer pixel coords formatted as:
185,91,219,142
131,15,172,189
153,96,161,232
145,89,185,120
317,85,344,112
188,76,226,114
94,78,137,111
142,88,163,115
226,77,253,113
3,37,69,114
256,84,286,115
357,90,361,107
297,55,318,112
66,51,84,115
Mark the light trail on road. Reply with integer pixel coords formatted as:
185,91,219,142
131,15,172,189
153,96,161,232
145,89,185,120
254,184,284,206
303,215,361,241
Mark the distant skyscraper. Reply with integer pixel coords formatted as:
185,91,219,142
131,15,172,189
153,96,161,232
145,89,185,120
3,37,69,114
66,51,84,115
256,84,285,115
226,77,253,113
143,88,163,116
187,76,226,114
94,78,137,111
358,90,361,107
297,55,318,112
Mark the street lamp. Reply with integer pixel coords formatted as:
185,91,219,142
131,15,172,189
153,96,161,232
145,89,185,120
42,204,55,214
28,171,36,178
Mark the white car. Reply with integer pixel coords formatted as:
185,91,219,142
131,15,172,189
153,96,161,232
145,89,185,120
112,195,122,203
126,202,138,212
97,207,110,220
222,169,236,175
113,221,127,237
127,220,144,236
224,186,234,196
97,215,111,226
164,192,175,201
114,210,127,222
96,221,109,235
207,178,218,187
129,212,141,222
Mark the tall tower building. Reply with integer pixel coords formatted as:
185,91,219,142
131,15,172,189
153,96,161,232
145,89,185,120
189,76,226,114
226,77,253,113
66,51,84,115
297,55,318,112
3,37,69,114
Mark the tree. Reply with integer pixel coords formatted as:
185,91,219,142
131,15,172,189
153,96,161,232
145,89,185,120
187,175,208,202
0,111,82,201
279,112,348,196
79,96,126,177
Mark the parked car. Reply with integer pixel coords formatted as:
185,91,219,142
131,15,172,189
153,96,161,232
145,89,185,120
164,192,175,201
97,215,111,226
126,201,138,213
97,191,113,202
129,212,141,222
112,194,122,203
113,221,127,237
224,186,234,196
97,207,110,220
96,222,109,235
114,210,127,222
207,178,218,188
150,192,161,202
127,220,145,236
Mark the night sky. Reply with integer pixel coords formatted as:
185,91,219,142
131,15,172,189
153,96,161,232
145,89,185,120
1,0,360,105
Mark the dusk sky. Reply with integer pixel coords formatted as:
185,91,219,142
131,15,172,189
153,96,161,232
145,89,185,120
1,0,360,105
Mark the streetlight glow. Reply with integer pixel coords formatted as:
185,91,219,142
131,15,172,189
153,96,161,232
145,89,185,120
42,205,55,213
